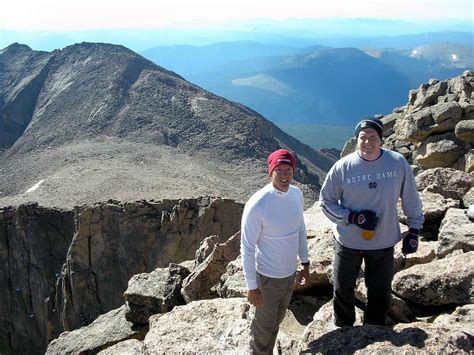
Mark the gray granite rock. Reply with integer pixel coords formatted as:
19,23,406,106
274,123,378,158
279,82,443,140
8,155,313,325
393,251,474,306
437,208,474,257
46,306,147,354
124,263,190,324
181,231,241,303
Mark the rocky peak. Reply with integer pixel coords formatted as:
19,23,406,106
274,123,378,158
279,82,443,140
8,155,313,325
0,42,333,208
0,42,33,54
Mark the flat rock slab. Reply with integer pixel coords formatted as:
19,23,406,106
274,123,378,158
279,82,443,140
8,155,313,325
46,306,147,354
143,298,252,352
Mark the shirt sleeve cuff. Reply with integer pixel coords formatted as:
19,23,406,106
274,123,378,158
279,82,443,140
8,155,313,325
246,279,258,290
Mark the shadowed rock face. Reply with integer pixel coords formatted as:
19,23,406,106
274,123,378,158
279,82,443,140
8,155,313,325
0,43,52,149
0,203,74,355
0,42,334,209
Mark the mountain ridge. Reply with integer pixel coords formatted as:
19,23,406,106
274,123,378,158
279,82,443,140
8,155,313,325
0,42,334,208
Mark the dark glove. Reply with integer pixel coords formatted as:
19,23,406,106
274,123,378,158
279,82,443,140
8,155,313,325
349,210,378,230
402,229,420,254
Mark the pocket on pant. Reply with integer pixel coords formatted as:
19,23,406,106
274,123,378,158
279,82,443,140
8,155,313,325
257,273,270,288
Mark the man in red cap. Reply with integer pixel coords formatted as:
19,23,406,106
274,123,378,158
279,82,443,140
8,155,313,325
241,148,310,354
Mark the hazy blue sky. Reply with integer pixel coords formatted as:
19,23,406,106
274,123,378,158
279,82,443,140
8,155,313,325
2,0,473,31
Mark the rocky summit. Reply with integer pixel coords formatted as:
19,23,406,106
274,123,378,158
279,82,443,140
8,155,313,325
0,42,335,209
44,72,473,355
0,42,473,354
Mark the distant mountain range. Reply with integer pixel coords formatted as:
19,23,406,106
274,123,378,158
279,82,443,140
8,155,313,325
141,40,472,127
0,42,335,208
1,19,472,51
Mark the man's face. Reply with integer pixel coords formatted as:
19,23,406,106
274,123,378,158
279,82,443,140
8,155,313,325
271,163,293,192
357,128,382,160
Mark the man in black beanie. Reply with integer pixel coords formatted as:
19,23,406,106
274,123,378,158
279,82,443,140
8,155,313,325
319,115,424,326
354,116,384,141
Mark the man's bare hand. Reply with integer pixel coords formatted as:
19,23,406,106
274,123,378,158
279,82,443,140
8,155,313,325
247,288,263,307
296,266,310,286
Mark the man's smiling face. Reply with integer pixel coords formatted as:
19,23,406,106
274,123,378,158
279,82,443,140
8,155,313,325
271,163,293,192
357,128,382,161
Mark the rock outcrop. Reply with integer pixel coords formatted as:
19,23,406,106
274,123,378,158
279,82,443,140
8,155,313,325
181,231,241,302
388,71,473,173
46,306,147,354
0,197,242,354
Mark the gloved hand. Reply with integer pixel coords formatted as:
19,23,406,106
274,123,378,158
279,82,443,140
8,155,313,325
402,229,420,254
349,210,378,230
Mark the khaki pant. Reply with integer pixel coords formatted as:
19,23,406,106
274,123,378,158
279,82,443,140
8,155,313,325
250,272,296,354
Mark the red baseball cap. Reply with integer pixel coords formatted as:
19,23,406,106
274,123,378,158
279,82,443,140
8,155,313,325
267,149,296,175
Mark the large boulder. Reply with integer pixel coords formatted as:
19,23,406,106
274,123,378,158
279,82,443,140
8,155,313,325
141,297,302,353
181,231,241,303
437,208,474,257
392,251,474,306
413,190,460,238
194,235,220,265
304,203,334,239
302,290,472,353
46,306,147,354
217,251,332,298
394,106,461,143
124,263,190,324
301,300,361,349
416,167,473,201
381,112,400,136
142,298,251,352
455,119,474,143
407,80,448,110
430,102,463,123
418,190,460,221
414,132,464,168
217,256,247,298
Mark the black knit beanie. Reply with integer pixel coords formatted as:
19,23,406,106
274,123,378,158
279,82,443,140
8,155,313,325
354,116,384,140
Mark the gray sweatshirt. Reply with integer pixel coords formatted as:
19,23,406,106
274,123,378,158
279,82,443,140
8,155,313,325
319,149,424,250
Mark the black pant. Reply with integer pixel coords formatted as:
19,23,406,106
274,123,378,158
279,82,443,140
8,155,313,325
333,239,394,326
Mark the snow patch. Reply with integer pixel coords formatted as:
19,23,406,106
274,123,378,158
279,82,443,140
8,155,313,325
26,179,45,193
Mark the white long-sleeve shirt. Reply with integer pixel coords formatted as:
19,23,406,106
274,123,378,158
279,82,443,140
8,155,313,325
241,183,309,290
